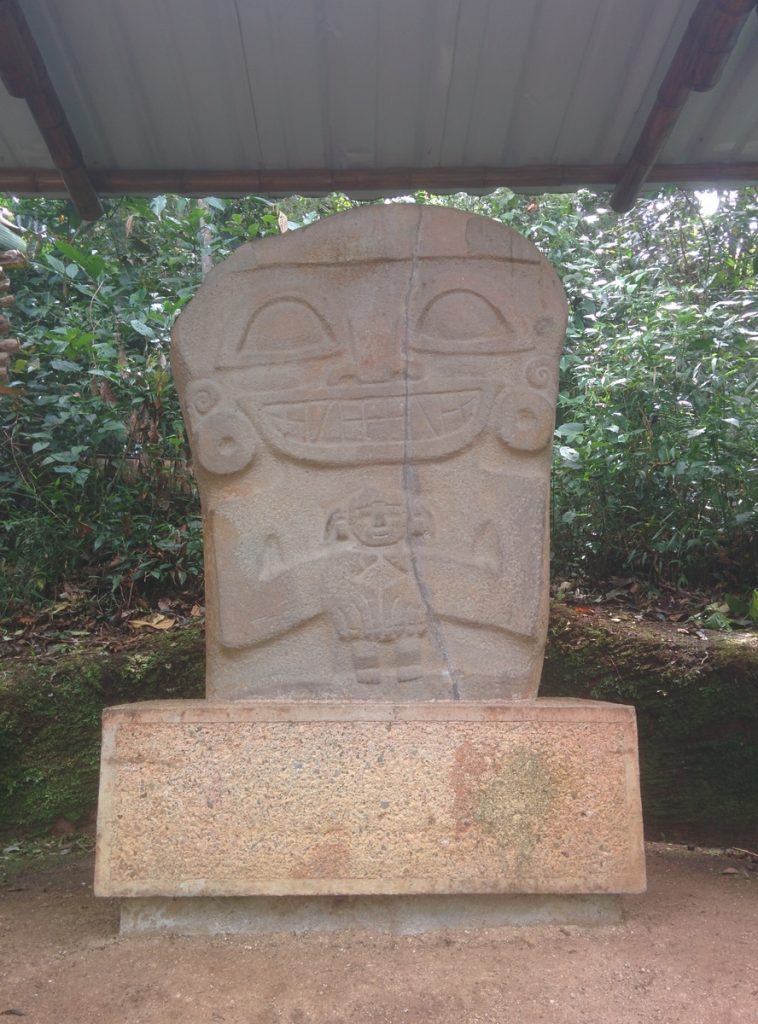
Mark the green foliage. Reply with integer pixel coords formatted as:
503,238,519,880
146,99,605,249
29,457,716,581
696,587,758,631
0,194,284,614
428,188,757,587
0,625,204,832
0,188,756,616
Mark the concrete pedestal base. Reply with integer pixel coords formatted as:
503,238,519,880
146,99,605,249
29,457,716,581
95,698,645,911
120,893,623,935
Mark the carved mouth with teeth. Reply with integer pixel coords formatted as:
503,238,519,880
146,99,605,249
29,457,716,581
240,381,496,464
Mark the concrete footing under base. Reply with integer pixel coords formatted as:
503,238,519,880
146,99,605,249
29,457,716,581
120,894,623,935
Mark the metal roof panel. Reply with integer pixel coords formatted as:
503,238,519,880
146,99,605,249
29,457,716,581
0,81,53,168
1,0,756,203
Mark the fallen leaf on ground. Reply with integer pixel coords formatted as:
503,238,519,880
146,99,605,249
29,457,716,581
128,613,174,631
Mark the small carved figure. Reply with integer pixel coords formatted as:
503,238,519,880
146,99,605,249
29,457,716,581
325,489,431,684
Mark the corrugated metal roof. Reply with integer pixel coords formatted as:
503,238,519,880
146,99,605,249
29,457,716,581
663,23,758,164
1,0,757,196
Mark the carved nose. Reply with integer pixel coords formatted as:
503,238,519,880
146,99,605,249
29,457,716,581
354,355,403,384
326,346,423,385
352,332,405,383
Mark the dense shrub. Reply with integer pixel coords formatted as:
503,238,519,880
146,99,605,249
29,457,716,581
431,188,758,588
0,188,756,615
0,195,280,613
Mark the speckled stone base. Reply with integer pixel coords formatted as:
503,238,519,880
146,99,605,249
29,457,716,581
94,699,645,898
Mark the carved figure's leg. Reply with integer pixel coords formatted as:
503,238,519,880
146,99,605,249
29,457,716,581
352,641,381,685
395,637,422,683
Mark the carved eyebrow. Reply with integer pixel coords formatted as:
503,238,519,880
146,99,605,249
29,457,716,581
414,288,530,354
216,296,336,368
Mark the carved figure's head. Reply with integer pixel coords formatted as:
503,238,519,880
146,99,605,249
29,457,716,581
348,490,407,547
325,489,433,548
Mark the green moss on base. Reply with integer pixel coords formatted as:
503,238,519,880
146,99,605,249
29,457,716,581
477,749,558,866
542,607,758,846
0,626,204,833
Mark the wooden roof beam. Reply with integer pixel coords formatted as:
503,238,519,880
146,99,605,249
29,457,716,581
0,0,102,221
1,163,758,197
612,0,757,213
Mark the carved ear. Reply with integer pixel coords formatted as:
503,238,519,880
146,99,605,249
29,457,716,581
410,502,433,539
325,510,349,542
194,408,258,475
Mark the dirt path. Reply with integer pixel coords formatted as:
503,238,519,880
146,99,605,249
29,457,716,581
1,845,756,1024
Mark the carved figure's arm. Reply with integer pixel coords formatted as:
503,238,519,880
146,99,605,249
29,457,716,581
418,551,541,639
415,506,546,640
211,511,327,649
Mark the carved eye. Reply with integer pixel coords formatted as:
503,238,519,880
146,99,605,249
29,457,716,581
415,289,527,353
218,298,335,367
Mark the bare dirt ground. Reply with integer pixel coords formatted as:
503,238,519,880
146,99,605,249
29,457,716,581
1,844,756,1024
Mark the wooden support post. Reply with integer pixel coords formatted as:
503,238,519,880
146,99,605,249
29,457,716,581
0,249,24,385
0,0,103,221
611,0,757,213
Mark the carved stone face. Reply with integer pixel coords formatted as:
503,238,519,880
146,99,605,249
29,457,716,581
172,205,567,701
220,264,518,465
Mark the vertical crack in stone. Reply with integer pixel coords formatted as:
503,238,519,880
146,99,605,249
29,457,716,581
401,208,462,700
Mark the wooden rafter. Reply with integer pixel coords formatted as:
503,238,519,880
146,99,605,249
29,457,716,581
0,0,102,220
611,0,757,213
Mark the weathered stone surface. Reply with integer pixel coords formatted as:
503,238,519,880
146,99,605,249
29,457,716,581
171,205,567,701
95,699,645,897
119,893,623,935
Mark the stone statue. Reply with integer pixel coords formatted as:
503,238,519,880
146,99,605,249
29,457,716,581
172,204,567,701
98,205,645,909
